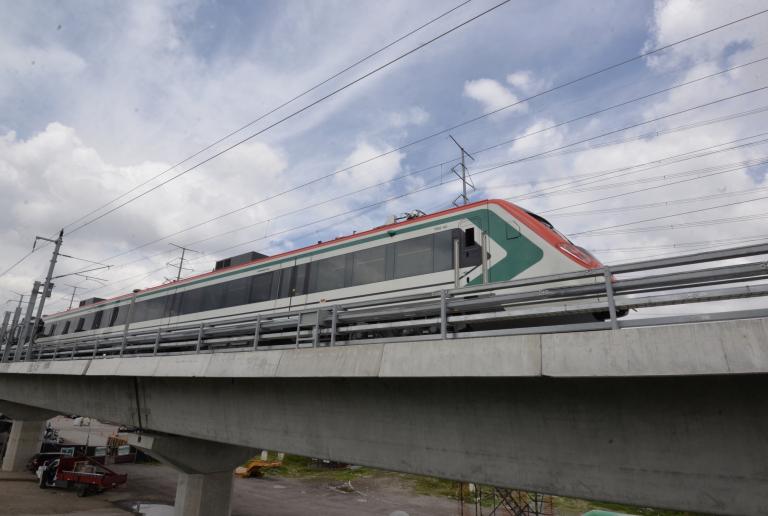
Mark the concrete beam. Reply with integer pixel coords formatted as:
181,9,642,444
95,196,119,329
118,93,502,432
0,373,766,514
0,400,58,421
127,433,255,516
0,317,765,379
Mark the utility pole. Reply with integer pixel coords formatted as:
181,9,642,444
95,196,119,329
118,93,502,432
15,281,41,361
64,284,82,310
29,230,64,355
449,135,476,206
0,311,11,363
169,243,199,281
2,295,24,362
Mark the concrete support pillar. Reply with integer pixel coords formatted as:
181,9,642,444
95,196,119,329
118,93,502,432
127,433,255,516
0,400,57,473
1,419,45,472
175,470,234,516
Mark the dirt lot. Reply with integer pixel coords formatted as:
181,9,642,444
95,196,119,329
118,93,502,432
0,462,466,516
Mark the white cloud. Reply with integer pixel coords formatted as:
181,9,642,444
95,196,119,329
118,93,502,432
506,70,550,94
387,106,430,128
463,78,523,114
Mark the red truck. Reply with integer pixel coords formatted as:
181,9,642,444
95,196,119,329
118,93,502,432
36,455,127,497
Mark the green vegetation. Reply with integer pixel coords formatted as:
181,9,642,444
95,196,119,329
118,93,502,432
267,455,701,516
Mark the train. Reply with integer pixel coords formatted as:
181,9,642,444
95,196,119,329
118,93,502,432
37,199,607,347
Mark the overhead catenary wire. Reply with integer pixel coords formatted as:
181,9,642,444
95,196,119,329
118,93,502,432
548,183,768,217
5,7,766,283
569,194,768,237
536,149,768,214
63,17,768,241
62,0,514,237
61,65,768,276
58,103,768,287
59,0,475,233
572,212,768,237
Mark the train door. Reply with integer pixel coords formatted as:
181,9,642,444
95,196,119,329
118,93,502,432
272,258,297,312
272,258,311,312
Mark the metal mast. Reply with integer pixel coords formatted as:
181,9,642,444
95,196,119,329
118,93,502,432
29,230,64,353
449,135,476,206
169,243,199,281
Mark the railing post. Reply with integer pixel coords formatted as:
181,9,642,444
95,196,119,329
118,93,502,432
153,328,161,356
295,315,302,348
440,290,448,339
481,231,489,284
92,339,99,358
330,306,338,347
253,314,261,350
52,342,58,361
603,267,619,330
70,341,77,359
313,309,320,348
196,323,204,353
453,238,461,288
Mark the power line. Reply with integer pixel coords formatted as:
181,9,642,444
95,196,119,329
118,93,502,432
59,0,475,233
62,0,514,237
572,212,768,237
6,7,766,283
58,6,768,239
468,86,768,181
60,106,768,288
536,147,768,214
549,183,768,217
570,194,768,236
63,62,768,274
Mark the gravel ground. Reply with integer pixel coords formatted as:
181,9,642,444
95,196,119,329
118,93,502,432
0,462,465,516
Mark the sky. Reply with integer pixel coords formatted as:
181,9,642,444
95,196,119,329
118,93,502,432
0,0,767,316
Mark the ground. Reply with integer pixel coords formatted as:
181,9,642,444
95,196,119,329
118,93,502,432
0,462,474,516
0,417,697,516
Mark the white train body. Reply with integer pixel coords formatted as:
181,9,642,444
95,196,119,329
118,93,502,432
39,200,603,344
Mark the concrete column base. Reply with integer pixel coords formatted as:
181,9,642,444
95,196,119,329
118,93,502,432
127,433,255,516
175,470,234,516
1,420,45,472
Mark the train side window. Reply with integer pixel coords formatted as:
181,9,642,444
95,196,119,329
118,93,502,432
278,267,295,298
201,283,227,312
250,272,274,303
61,320,71,335
145,297,169,321
47,323,57,337
108,307,120,327
179,288,202,315
74,317,85,333
82,313,95,331
166,293,181,317
434,231,454,272
394,234,434,279
91,311,103,330
351,246,386,286
294,264,309,296
113,306,128,327
313,255,346,292
224,277,252,308
384,244,395,281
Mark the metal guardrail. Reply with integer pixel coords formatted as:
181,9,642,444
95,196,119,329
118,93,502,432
1,243,767,362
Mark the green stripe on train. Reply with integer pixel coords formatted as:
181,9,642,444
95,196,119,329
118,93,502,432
49,207,543,318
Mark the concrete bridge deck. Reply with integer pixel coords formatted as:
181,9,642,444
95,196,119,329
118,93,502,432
1,317,767,515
